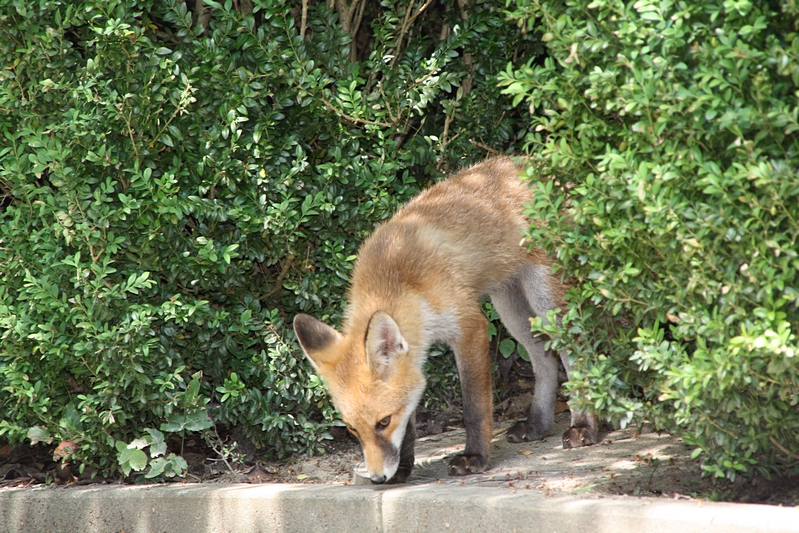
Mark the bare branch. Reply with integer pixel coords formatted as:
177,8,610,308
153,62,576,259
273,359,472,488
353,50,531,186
391,0,434,66
300,0,309,39
194,0,211,32
265,253,296,299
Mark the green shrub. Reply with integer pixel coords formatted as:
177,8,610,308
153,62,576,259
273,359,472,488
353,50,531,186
502,0,799,480
0,0,535,475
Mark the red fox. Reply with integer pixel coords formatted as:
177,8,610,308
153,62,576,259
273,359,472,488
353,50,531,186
293,156,597,484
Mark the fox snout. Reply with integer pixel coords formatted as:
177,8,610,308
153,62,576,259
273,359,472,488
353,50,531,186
366,457,395,484
361,428,402,483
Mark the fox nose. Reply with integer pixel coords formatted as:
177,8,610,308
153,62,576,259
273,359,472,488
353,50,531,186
370,474,387,484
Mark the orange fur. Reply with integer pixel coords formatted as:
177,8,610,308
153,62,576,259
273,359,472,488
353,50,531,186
294,156,594,484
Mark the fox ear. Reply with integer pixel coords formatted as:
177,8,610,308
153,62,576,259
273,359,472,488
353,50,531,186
365,311,409,377
294,314,343,369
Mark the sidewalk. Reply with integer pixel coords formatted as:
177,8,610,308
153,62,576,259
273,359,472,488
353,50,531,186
2,481,798,533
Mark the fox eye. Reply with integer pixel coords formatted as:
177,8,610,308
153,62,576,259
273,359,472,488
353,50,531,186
376,416,391,430
344,423,358,436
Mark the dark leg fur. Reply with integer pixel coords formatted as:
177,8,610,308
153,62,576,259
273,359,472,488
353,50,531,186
562,411,598,448
389,416,416,483
490,273,559,443
448,454,488,475
492,265,598,449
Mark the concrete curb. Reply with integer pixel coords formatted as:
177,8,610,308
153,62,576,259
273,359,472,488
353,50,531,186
2,482,798,533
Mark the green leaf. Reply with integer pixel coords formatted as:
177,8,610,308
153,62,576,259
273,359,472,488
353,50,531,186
499,338,517,358
516,343,530,362
159,416,185,434
180,372,203,409
128,437,150,450
27,426,52,445
127,449,148,472
145,457,166,478
169,455,188,477
146,428,167,457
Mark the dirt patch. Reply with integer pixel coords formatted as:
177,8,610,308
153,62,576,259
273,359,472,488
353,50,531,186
253,414,799,507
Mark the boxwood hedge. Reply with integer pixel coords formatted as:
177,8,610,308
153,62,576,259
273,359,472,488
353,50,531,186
502,0,799,481
0,0,536,476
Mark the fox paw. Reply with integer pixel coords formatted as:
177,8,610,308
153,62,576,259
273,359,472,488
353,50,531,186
448,453,487,476
506,420,545,443
562,426,597,449
388,458,414,484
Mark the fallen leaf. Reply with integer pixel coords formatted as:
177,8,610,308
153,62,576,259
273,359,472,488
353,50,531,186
53,441,76,461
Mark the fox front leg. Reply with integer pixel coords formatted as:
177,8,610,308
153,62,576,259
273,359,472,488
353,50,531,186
390,416,416,483
447,311,492,476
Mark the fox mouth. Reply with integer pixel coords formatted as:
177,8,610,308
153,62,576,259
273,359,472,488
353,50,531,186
366,437,401,483
353,459,399,484
352,415,418,484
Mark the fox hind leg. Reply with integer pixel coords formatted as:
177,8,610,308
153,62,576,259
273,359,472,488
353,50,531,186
490,273,559,442
492,264,598,447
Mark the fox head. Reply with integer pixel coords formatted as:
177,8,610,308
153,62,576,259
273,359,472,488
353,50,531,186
293,311,425,483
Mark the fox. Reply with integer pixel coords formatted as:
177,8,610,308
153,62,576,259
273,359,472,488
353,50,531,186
293,156,597,484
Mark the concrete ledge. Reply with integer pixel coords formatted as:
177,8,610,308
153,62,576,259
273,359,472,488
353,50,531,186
2,483,798,533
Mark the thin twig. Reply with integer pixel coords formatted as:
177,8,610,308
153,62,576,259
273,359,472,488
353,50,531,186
770,436,799,461
213,426,239,476
438,110,455,164
350,0,367,60
319,98,393,128
124,110,140,162
392,1,415,66
408,0,435,30
469,139,498,154
154,82,195,146
300,0,309,39
456,0,474,98
391,0,434,66
265,253,296,299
